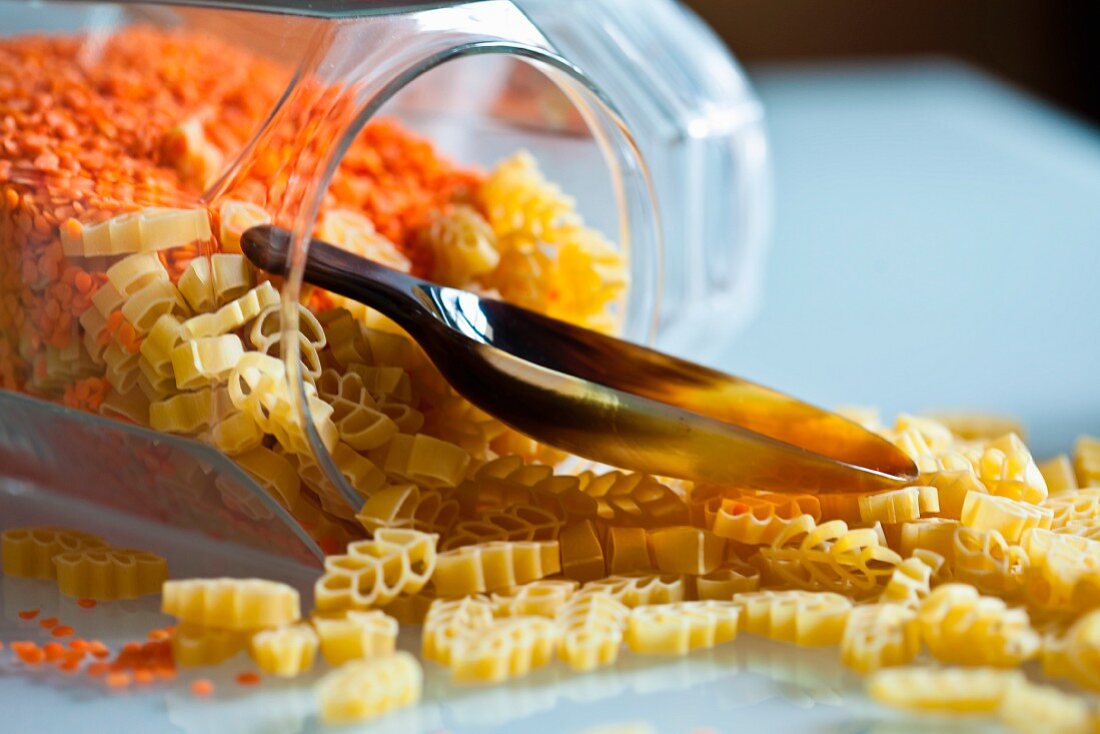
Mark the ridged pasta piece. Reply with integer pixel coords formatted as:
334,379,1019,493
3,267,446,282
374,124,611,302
121,278,187,334
712,490,827,543
380,591,436,625
106,251,169,294
171,624,249,666
218,199,271,253
976,433,1048,503
898,518,960,560
453,456,597,522
1021,529,1100,612
99,384,152,424
866,667,1024,713
624,601,739,655
952,526,1028,597
558,519,606,582
1059,609,1100,691
1043,488,1100,529
177,257,217,313
234,445,305,514
840,602,920,674
431,540,561,597
606,526,652,574
449,615,559,682
162,578,301,630
916,583,1039,667
693,562,762,599
555,592,629,672
646,526,725,575
316,651,422,725
319,208,411,272
577,471,688,528
998,678,1092,734
180,281,279,339
210,253,253,304
371,433,470,489
314,530,439,612
880,549,943,605
732,590,853,646
960,492,1053,544
210,409,264,456
355,483,458,536
139,313,183,379
422,596,494,665
419,204,500,286
858,486,930,524
1039,454,1078,495
312,610,398,665
1,526,106,579
921,469,986,520
149,386,229,434
579,573,686,608
759,517,902,598
171,334,245,389
53,546,167,600
1075,436,1100,487
491,579,578,618
248,302,326,382
442,504,563,550
249,623,318,677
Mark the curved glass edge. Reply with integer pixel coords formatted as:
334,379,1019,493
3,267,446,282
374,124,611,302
0,390,324,566
26,0,486,18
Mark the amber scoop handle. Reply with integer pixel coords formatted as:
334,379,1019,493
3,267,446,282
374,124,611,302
242,225,918,494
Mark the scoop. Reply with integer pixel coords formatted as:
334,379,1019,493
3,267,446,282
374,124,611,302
242,225,917,494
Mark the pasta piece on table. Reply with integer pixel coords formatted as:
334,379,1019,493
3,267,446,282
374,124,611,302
162,578,301,630
624,601,739,655
647,526,725,575
555,592,628,672
53,547,167,600
840,603,920,673
449,615,559,682
916,583,1039,667
1,526,106,579
250,623,318,677
867,666,1025,713
172,624,249,666
313,610,398,665
317,651,422,725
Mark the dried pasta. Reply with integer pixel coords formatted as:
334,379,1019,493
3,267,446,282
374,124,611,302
998,678,1092,734
555,592,629,672
558,520,606,582
1075,436,1100,487
712,491,822,545
431,540,561,597
916,583,1039,667
52,546,167,600
162,578,301,630
734,589,853,646
249,623,318,677
419,204,500,286
313,610,398,665
960,491,1053,544
422,596,494,665
693,562,762,599
605,526,652,574
314,530,439,612
316,651,422,725
1,526,106,579
491,579,578,618
171,624,249,667
448,615,559,682
840,603,920,673
867,666,1024,713
179,281,279,339
647,526,725,575
1039,454,1078,495
858,486,931,524
624,601,739,655
579,573,686,608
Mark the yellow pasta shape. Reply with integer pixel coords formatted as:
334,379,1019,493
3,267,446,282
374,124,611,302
1,526,106,579
171,334,245,389
371,528,438,595
53,546,167,600
840,603,920,674
866,667,1024,713
313,609,398,665
559,519,606,582
106,251,169,294
319,208,412,272
178,257,216,313
218,199,271,254
328,397,397,452
162,578,301,630
624,601,739,655
858,486,929,524
491,579,578,618
149,386,224,434
249,623,318,677
578,471,688,527
647,526,725,575
79,305,109,362
248,302,326,381
711,492,821,545
960,492,1053,544
998,678,1092,734
977,433,1048,503
927,411,1025,442
121,278,188,334
139,313,183,377
432,540,560,597
372,433,470,489
733,590,853,646
210,253,253,303
362,328,422,371
91,280,126,321
579,573,686,608
1043,487,1100,530
316,651,422,725
210,409,264,456
953,526,1029,597
606,526,652,574
419,203,500,286
331,442,386,500
380,591,435,625
355,483,457,536
314,530,438,612
102,341,141,393
180,281,279,339
171,624,249,667
422,596,494,665
921,469,986,520
880,549,943,605
234,445,304,513
917,583,1039,666
98,384,151,425
555,592,629,672
693,562,762,599
898,517,960,560
1075,436,1100,487
1038,454,1078,495
319,308,372,367
449,615,559,683
1061,609,1100,691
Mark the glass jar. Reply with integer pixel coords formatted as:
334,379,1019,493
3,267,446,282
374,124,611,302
0,0,768,565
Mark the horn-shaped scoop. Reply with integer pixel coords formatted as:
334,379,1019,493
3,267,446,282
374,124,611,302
242,225,917,495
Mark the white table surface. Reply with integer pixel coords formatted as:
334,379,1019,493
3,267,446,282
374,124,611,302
3,60,1098,733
